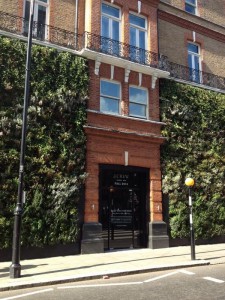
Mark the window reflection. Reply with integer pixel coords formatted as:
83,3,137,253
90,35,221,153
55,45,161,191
100,80,120,115
101,3,121,55
129,14,146,64
129,86,148,118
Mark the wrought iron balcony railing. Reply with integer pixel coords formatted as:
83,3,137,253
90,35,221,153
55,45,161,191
0,10,83,50
160,56,225,91
1,10,225,91
84,32,159,68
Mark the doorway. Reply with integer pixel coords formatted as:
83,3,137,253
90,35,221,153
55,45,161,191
99,165,149,250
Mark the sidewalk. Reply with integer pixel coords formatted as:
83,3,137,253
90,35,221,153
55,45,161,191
0,243,225,291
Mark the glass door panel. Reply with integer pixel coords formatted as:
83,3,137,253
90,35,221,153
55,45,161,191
100,168,148,250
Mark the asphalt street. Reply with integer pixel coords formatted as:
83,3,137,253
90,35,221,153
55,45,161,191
0,264,224,300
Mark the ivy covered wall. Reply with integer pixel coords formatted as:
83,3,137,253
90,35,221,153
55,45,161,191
1,36,225,251
160,79,225,239
0,37,88,249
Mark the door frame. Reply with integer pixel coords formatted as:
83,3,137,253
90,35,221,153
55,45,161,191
99,164,150,249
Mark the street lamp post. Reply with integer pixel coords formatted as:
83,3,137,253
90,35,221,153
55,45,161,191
9,0,35,279
185,177,195,260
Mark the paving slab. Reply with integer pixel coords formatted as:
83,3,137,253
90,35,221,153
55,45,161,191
0,244,225,291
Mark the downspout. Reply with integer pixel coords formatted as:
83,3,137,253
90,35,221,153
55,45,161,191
157,7,160,64
75,0,79,48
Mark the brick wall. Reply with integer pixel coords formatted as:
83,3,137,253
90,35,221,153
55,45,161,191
51,0,75,31
159,19,190,65
0,0,19,15
0,0,165,229
0,0,159,53
198,0,225,28
88,61,161,121
85,128,164,222
160,0,184,10
161,0,225,27
84,0,163,225
159,19,225,77
0,0,82,32
85,56,164,223
87,0,159,52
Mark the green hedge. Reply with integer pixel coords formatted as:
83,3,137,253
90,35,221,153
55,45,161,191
0,37,88,249
2,36,225,248
160,79,225,239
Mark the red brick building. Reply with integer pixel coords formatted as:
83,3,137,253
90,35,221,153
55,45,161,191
80,0,170,252
1,0,225,253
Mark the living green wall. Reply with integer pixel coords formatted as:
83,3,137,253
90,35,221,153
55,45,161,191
160,79,225,239
0,37,88,249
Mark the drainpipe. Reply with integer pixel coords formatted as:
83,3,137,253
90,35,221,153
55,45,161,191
157,7,160,65
75,0,79,49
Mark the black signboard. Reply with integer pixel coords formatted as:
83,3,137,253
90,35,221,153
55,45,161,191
112,173,130,187
111,209,132,228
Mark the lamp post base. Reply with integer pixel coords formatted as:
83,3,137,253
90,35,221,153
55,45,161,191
9,263,21,279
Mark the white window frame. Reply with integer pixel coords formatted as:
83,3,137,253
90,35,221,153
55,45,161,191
188,42,202,83
129,12,147,49
23,0,49,39
129,12,147,64
129,85,148,119
101,1,121,41
101,2,121,55
100,79,121,115
185,0,197,15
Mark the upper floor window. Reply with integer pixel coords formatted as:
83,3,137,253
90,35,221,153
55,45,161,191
185,0,197,15
188,42,201,83
129,13,147,64
101,3,121,55
100,79,121,115
129,86,148,119
24,0,49,40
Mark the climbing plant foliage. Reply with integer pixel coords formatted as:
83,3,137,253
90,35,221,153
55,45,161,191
0,37,88,249
160,79,225,239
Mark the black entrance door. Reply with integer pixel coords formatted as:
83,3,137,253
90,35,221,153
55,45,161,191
99,166,149,250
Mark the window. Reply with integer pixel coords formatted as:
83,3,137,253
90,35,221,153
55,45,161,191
129,13,146,64
129,86,148,118
188,43,201,83
185,0,197,15
100,80,120,114
24,0,49,40
101,3,121,55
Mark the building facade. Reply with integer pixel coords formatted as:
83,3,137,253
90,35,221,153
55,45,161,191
0,0,225,253
158,0,225,89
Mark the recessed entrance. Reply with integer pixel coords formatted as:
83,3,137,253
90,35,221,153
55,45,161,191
99,165,149,250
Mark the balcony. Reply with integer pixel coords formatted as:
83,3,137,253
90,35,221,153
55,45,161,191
83,32,159,69
0,10,159,68
0,10,82,50
160,56,225,91
0,10,225,91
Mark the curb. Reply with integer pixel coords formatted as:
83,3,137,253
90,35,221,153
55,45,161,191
0,260,210,292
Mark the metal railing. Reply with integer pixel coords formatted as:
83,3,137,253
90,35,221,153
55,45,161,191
160,56,225,91
0,11,160,66
84,32,159,68
1,10,225,91
0,11,83,50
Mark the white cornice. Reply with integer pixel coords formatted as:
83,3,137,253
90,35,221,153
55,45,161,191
87,109,166,125
80,48,170,80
